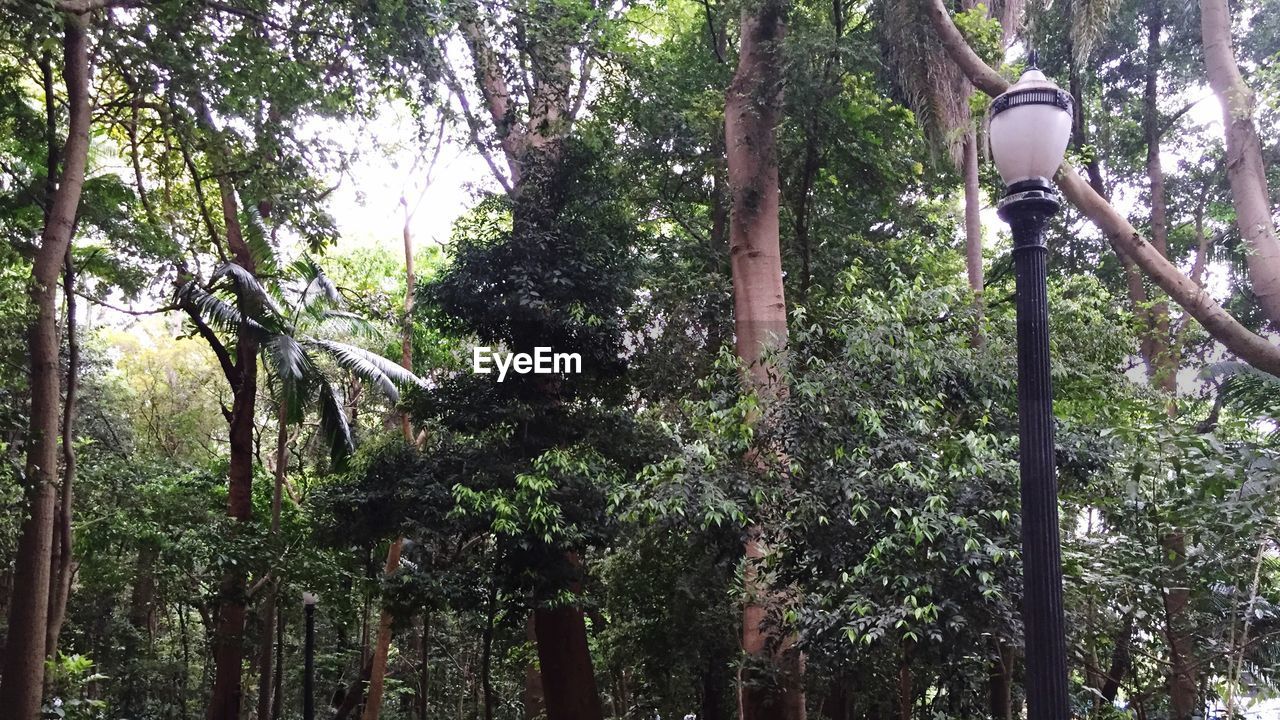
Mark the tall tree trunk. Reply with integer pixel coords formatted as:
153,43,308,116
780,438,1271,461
895,659,911,720
1099,614,1134,705
988,642,1012,720
0,15,90,718
530,552,602,720
206,117,261,720
1201,0,1280,328
1162,531,1199,720
360,539,404,720
1142,0,1178,393
481,580,498,720
361,194,421,720
255,404,288,720
726,2,803,719
46,247,79,659
962,126,984,346
418,614,431,720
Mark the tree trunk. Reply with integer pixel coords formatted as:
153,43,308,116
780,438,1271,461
963,126,984,346
895,660,911,720
1201,0,1280,328
1099,614,1134,705
1142,0,1178,393
726,3,803,719
481,580,497,720
360,539,404,720
0,15,90,719
206,120,261,720
418,614,431,720
1162,531,1199,720
988,642,1012,720
361,195,420,720
533,602,602,720
46,247,79,659
255,404,289,720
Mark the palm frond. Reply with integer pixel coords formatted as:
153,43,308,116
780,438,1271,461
243,204,281,277
317,377,355,471
881,0,974,167
263,334,318,424
290,255,341,306
214,263,285,320
178,282,267,337
1069,0,1116,64
307,338,426,404
315,310,384,342
1202,361,1280,424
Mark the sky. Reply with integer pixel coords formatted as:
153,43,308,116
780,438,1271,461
319,102,498,256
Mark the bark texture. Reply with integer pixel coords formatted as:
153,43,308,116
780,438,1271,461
726,3,803,719
1201,0,1280,328
0,15,90,718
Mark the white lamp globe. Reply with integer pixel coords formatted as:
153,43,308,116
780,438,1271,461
989,60,1074,187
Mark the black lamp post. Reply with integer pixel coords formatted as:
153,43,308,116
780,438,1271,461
303,591,318,720
988,55,1074,720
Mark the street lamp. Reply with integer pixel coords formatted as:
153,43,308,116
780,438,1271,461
302,591,318,720
988,53,1073,720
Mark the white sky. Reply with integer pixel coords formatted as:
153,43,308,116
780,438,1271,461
318,101,498,256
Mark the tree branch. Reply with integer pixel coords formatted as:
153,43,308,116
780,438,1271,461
922,0,1280,375
181,299,239,390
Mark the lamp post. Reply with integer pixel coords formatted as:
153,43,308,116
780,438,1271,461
302,591,318,720
988,54,1073,720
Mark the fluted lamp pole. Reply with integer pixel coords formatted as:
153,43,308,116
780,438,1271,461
988,52,1074,720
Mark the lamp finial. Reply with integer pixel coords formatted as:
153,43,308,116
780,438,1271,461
1027,49,1039,69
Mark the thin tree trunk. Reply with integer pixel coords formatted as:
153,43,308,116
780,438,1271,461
360,539,404,720
361,196,420,720
256,404,289,720
988,642,1012,720
1100,614,1134,704
1142,0,1178,393
1200,0,1280,328
962,126,984,346
1162,531,1199,720
46,246,79,659
481,580,497,720
418,614,431,720
273,611,284,720
0,15,90,718
790,122,821,301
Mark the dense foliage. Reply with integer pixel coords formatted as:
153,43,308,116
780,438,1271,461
1,0,1279,718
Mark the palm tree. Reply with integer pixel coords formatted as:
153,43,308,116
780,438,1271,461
178,254,425,718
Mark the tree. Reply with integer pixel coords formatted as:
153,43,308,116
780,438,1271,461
0,11,91,717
